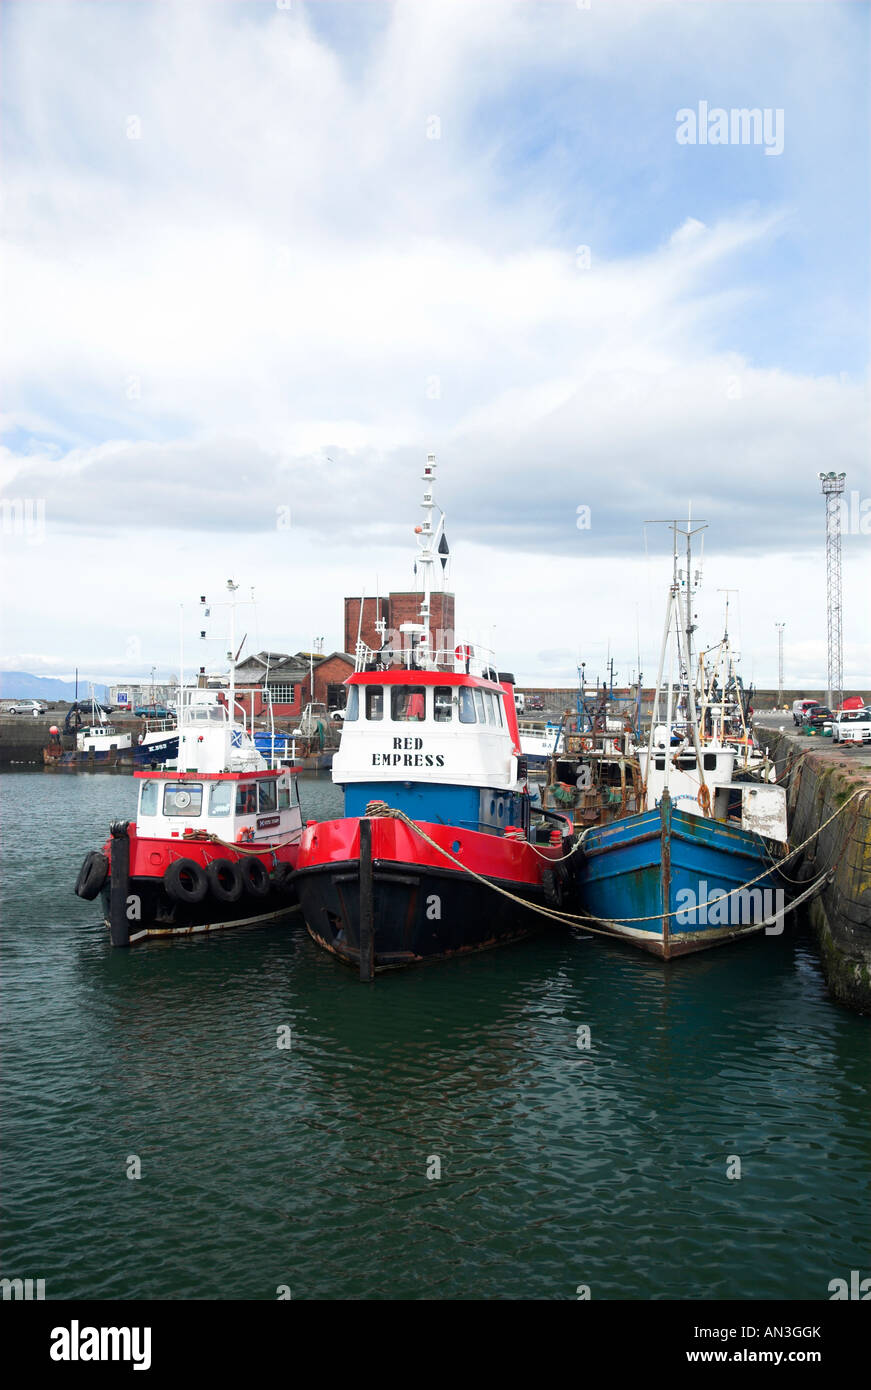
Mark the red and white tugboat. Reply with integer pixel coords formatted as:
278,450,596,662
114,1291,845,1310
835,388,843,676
74,594,304,946
294,456,575,974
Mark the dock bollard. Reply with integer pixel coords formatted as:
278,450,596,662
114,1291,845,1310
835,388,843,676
109,820,131,948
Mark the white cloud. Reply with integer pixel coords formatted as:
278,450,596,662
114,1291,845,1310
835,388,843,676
0,0,868,683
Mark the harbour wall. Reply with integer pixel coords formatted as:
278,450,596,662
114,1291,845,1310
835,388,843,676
759,722,871,1014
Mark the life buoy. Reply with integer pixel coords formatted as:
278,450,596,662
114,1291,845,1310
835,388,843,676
697,784,712,815
206,858,244,904
75,850,109,901
580,738,592,751
454,643,472,665
164,858,208,904
241,856,270,898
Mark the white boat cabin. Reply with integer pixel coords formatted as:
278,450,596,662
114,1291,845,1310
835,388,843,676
335,672,523,793
77,724,132,753
636,733,787,843
176,688,265,774
134,767,302,845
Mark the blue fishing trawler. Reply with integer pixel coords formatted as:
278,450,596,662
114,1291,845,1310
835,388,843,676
573,520,789,958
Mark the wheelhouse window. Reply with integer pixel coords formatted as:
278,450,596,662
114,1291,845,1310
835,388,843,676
344,687,359,721
139,780,159,816
209,782,233,817
235,782,256,815
484,692,497,725
258,780,277,814
392,686,426,721
163,783,203,817
458,688,476,723
493,695,504,726
434,687,453,722
365,687,384,721
474,689,486,723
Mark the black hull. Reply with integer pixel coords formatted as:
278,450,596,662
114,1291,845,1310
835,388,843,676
99,874,299,944
295,857,551,969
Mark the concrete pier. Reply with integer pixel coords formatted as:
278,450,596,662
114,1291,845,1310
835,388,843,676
755,714,871,1014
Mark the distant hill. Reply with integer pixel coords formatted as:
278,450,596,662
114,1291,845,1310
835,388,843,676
0,671,108,701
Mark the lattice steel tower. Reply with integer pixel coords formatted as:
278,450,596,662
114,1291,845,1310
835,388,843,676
775,622,785,707
818,471,846,708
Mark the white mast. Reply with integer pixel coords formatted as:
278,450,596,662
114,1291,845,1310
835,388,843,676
407,453,446,669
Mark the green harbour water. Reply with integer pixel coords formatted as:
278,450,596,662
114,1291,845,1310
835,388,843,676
1,769,868,1301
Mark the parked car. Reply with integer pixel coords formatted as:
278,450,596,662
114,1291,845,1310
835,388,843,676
527,694,545,710
805,705,833,731
792,699,821,726
329,708,345,722
832,709,871,744
3,700,46,715
133,705,173,719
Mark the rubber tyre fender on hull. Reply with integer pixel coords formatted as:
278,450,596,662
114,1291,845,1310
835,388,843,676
241,856,271,899
270,862,296,895
206,858,244,903
75,850,109,901
164,857,209,905
542,866,567,910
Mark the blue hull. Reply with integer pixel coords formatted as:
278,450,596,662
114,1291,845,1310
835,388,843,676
133,736,179,767
576,795,784,957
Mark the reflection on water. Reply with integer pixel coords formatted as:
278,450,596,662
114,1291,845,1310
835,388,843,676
1,770,868,1299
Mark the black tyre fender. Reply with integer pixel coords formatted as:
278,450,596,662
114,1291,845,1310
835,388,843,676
206,858,244,904
270,862,296,895
75,850,109,901
164,857,209,905
542,866,566,909
241,856,271,899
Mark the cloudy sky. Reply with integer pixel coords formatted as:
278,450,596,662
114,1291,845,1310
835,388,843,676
1,0,868,691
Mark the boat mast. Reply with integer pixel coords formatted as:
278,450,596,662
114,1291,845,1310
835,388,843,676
410,454,446,669
676,517,708,786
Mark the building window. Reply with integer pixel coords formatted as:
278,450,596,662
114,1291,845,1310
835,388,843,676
268,684,296,704
326,682,346,712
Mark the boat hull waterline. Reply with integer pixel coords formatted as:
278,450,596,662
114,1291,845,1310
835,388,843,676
576,795,785,958
295,815,567,969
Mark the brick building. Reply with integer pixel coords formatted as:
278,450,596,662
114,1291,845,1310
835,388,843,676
231,649,355,719
344,591,456,667
232,652,308,720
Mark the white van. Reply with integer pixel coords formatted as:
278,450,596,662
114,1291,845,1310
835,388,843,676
514,692,525,715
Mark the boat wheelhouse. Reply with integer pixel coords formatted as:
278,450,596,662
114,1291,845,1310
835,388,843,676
74,594,305,945
294,457,574,973
572,522,789,958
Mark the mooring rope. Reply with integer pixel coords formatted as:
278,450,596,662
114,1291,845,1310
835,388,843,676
362,787,868,932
